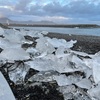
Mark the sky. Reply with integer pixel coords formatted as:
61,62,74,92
0,0,100,24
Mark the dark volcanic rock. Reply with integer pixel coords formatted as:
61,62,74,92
25,82,64,100
25,68,39,82
0,23,10,29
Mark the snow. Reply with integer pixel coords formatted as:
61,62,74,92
0,72,15,100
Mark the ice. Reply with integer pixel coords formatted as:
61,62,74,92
70,50,90,57
71,55,87,69
84,58,100,84
47,38,77,48
28,70,59,82
0,48,30,61
36,37,55,54
75,78,92,89
88,83,100,100
26,47,39,57
0,72,15,100
58,85,76,100
26,30,43,38
0,27,4,35
26,58,57,71
4,29,25,43
41,31,48,35
92,61,100,84
55,46,67,58
0,37,21,49
26,53,86,73
0,27,100,99
54,75,72,86
8,62,30,84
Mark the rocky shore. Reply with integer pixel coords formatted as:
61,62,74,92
0,27,100,100
47,32,100,54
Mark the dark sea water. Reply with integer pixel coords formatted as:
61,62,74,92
13,27,100,36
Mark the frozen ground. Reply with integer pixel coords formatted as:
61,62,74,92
0,27,100,100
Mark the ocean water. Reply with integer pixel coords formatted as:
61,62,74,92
12,27,100,36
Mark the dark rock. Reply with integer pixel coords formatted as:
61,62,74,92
24,35,38,41
22,42,37,49
25,82,64,100
0,23,10,29
25,68,39,82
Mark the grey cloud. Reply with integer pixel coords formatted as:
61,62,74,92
14,0,32,11
1,0,100,21
41,0,100,20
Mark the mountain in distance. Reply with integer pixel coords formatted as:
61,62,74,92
0,17,55,25
0,17,13,23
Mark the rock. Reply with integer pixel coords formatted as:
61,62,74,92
25,82,64,100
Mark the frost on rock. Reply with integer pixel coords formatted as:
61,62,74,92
0,48,30,61
0,72,15,100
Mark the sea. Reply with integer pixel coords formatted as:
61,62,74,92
12,27,100,36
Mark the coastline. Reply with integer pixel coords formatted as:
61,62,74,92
47,32,100,54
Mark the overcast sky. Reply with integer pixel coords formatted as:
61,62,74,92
0,0,100,24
